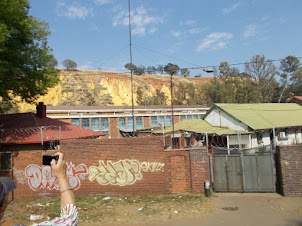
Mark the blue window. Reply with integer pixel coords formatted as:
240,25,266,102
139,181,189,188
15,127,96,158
181,115,186,121
199,114,205,119
193,114,199,119
151,116,157,127
71,118,80,126
128,117,133,130
166,116,172,126
91,118,99,131
101,118,109,134
82,118,90,129
187,115,192,120
159,116,165,126
119,117,126,129
136,116,143,129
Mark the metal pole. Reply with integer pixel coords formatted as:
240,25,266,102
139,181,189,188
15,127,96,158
171,73,175,148
163,125,165,147
128,0,135,134
272,127,276,150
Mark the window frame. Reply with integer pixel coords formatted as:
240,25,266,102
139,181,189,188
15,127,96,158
81,118,90,129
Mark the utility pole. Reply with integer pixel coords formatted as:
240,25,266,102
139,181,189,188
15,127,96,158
171,72,175,148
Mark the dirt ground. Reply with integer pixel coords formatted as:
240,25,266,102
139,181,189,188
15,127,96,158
142,193,302,226
1,193,302,226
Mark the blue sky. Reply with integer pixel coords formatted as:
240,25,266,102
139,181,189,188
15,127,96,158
29,0,302,76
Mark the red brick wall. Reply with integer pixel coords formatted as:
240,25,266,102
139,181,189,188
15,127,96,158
276,145,302,197
6,138,209,200
165,150,191,193
190,149,210,193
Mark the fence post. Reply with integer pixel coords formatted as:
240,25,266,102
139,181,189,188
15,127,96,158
272,127,276,150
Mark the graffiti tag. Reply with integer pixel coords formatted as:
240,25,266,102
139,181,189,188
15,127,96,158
89,159,165,186
25,162,88,191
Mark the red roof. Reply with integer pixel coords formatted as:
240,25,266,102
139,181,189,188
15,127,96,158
0,113,104,145
287,96,302,103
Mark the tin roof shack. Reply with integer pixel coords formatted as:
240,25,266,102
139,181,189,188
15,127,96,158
203,103,302,148
153,119,251,150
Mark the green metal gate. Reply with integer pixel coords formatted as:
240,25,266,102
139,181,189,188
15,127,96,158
212,148,275,192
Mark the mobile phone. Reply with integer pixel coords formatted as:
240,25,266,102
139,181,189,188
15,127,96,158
42,155,58,165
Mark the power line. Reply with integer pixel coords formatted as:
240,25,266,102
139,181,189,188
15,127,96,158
183,57,302,70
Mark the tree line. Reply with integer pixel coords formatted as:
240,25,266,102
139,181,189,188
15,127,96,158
1,0,301,113
135,55,302,106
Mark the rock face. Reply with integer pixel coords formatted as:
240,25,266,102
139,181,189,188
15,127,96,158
14,70,212,112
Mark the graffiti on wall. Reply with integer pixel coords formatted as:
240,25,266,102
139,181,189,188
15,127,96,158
88,159,165,186
25,162,88,191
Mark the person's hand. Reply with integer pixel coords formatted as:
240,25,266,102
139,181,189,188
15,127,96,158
51,152,67,180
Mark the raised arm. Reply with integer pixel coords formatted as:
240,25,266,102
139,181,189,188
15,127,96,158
51,152,76,209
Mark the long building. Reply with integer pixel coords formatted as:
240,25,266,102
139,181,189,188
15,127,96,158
46,105,209,139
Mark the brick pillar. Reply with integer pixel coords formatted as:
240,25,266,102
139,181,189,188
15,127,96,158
189,148,210,193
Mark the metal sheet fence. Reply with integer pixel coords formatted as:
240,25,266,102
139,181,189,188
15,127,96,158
212,147,275,193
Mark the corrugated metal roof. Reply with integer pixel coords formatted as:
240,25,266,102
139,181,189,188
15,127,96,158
47,105,208,112
215,103,302,130
0,113,104,144
153,119,244,135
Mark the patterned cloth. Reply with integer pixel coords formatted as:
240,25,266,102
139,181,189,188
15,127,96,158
31,204,78,226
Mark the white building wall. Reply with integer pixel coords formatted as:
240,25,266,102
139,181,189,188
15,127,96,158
277,129,302,146
205,108,249,132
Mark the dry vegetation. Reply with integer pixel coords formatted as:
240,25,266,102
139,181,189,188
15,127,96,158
1,193,213,225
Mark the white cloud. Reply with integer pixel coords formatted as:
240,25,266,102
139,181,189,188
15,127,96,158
180,19,197,26
113,5,164,36
171,30,182,37
197,32,233,51
56,2,93,19
94,0,112,5
243,24,258,38
222,3,241,15
188,28,202,35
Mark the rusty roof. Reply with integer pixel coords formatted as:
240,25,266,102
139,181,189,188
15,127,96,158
0,113,104,145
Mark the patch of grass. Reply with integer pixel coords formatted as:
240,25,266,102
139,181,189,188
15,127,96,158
2,193,210,225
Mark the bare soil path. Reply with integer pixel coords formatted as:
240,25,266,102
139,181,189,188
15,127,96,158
145,193,302,226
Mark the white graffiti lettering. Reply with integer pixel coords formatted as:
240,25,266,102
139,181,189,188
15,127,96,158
89,159,165,186
141,161,165,172
25,162,88,191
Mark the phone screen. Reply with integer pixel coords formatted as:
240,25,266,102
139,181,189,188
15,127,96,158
42,155,58,165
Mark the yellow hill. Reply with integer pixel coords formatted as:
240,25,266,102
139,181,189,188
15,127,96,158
10,70,212,113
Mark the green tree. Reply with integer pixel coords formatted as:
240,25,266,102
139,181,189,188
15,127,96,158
134,65,145,75
145,89,167,105
62,59,77,70
146,66,156,74
279,56,301,102
157,65,164,74
174,83,187,105
245,55,279,103
290,70,302,96
47,57,58,68
136,87,144,105
181,68,190,77
0,0,58,111
164,63,180,75
125,63,137,71
218,61,239,79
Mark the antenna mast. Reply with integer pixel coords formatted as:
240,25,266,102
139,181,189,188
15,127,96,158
128,0,135,135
